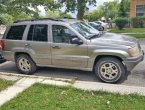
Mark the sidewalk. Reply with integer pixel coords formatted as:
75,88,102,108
1,72,145,106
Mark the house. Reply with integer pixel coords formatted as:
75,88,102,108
130,0,145,17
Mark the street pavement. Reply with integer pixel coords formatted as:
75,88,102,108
0,42,145,87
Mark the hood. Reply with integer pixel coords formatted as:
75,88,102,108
91,32,137,47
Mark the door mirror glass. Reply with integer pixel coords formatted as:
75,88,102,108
71,37,83,45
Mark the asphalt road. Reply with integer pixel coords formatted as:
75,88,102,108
0,42,145,87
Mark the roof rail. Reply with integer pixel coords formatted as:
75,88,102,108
14,20,31,23
14,18,64,23
31,18,64,21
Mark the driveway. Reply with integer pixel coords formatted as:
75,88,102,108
0,43,145,87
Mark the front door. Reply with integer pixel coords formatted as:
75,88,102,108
51,25,89,68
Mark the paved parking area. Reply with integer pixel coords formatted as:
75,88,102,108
0,44,145,87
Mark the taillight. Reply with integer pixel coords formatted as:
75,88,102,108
0,40,5,50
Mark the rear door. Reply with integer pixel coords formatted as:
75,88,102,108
24,24,51,65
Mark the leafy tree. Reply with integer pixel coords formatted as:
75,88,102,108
0,0,13,25
0,0,60,25
84,10,104,21
60,0,97,20
59,12,72,18
84,0,120,21
100,0,120,19
45,10,72,18
118,0,129,17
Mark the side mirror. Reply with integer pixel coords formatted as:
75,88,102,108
71,37,83,45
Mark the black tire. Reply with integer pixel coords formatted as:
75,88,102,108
98,26,104,31
94,57,126,83
16,54,37,75
102,27,104,31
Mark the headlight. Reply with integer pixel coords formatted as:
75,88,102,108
128,46,140,57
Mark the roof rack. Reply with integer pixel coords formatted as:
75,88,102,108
14,18,64,23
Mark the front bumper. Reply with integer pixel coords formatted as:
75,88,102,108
123,50,144,71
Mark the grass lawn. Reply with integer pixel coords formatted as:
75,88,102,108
0,79,14,92
126,34,145,38
108,28,145,33
1,83,145,110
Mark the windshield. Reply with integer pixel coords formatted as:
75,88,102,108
71,22,99,39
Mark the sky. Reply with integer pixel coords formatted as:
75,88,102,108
39,0,116,17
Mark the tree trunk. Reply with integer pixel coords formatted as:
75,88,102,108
77,0,85,20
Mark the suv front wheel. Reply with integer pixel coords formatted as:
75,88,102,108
16,54,37,74
94,57,126,83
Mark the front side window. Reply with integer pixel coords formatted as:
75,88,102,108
6,25,26,40
52,25,77,43
27,24,48,42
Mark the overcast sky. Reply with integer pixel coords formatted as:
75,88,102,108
39,0,116,17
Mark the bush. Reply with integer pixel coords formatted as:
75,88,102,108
131,16,145,28
115,18,128,30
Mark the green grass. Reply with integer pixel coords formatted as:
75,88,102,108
0,79,14,92
108,28,145,33
1,83,145,110
126,34,145,38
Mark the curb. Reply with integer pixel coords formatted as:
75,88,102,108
0,72,76,84
73,81,145,96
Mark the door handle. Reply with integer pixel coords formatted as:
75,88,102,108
25,44,30,47
51,45,61,49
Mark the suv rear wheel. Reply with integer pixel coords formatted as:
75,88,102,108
16,54,37,74
94,57,126,83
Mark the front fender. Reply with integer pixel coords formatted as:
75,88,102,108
88,49,129,70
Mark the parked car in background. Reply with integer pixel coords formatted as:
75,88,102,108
95,21,109,31
88,22,104,31
1,18,144,83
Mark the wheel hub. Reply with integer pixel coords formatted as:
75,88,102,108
100,62,119,80
19,58,31,72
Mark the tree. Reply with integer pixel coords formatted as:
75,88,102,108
84,10,104,21
44,10,72,18
0,0,13,25
60,0,97,20
84,0,120,21
118,0,129,17
0,0,60,25
100,0,120,20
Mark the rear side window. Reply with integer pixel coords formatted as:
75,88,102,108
6,25,26,40
27,24,48,42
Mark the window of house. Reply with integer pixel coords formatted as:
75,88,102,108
136,5,145,16
27,24,48,42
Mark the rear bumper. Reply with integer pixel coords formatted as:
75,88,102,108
0,54,6,63
123,50,144,71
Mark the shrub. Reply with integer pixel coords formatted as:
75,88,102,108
131,16,145,28
115,18,128,30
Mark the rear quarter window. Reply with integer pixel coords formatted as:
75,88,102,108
6,25,26,40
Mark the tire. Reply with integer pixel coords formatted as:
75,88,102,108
98,26,104,31
94,57,126,83
16,54,37,75
102,27,104,31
